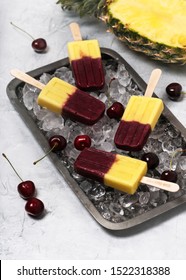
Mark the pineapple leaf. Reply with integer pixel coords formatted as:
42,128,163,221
56,0,106,17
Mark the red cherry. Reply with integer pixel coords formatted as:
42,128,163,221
32,38,47,53
49,135,67,152
106,102,124,120
25,197,44,217
17,180,35,199
74,135,91,151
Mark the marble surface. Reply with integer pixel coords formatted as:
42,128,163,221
0,0,186,260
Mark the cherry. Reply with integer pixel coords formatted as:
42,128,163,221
25,197,44,217
162,148,186,182
18,181,36,199
10,22,47,53
166,83,182,101
33,135,67,165
32,38,47,53
2,153,35,199
49,135,67,152
106,102,124,120
74,135,91,151
141,152,159,169
160,170,178,183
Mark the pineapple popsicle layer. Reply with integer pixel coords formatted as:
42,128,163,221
114,69,164,151
74,148,179,194
10,69,105,125
67,23,105,90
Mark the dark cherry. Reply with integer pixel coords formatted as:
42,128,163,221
106,102,124,120
166,83,182,101
17,180,35,199
74,135,91,151
32,38,47,53
160,170,178,183
49,135,67,152
141,152,159,169
25,197,44,217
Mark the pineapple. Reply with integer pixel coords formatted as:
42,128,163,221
57,0,186,64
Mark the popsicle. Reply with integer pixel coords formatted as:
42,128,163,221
10,69,105,125
74,148,179,194
67,23,105,90
114,69,164,151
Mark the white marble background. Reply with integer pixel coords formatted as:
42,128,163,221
0,0,186,259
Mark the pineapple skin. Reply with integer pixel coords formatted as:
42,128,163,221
57,0,186,64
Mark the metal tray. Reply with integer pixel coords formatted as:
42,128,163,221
6,48,186,230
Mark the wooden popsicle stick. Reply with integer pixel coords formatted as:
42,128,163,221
141,176,179,192
144,68,162,97
10,69,45,90
69,22,82,41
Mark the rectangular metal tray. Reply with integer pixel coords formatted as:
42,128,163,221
6,48,186,230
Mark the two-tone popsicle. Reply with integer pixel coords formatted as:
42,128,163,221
74,147,179,194
114,69,164,151
10,69,105,125
67,23,105,90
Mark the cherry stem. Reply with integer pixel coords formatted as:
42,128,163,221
33,144,58,165
10,22,35,40
2,153,23,182
108,77,116,88
170,149,186,170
